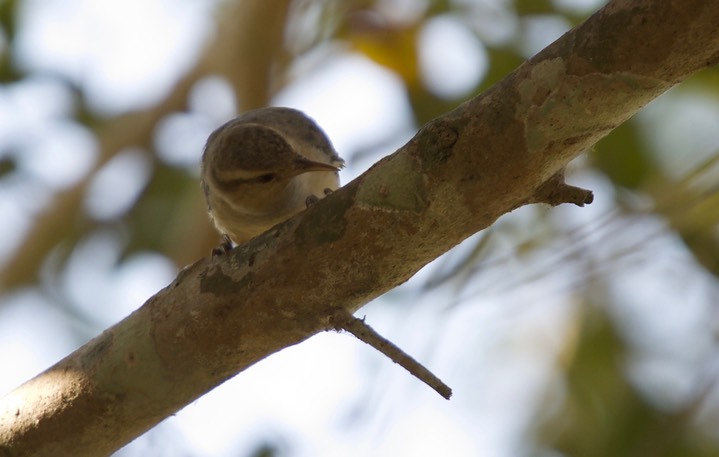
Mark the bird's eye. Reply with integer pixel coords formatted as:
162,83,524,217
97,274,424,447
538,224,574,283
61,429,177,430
256,173,276,183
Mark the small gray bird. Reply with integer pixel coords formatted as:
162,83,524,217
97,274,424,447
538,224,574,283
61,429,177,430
201,107,344,248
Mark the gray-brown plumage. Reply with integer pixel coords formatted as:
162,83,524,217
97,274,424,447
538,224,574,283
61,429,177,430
201,107,344,246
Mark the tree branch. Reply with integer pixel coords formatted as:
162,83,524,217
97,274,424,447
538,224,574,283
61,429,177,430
331,309,452,400
2,0,718,455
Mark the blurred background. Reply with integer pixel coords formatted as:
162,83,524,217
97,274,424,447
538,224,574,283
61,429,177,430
1,0,719,455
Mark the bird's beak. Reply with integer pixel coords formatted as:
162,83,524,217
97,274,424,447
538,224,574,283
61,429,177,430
292,158,341,174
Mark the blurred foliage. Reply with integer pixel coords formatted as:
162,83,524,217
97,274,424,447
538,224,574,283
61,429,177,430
1,0,718,455
541,306,716,457
0,0,20,82
0,155,16,177
593,121,654,189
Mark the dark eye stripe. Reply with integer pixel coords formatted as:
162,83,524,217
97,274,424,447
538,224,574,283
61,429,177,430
255,174,276,183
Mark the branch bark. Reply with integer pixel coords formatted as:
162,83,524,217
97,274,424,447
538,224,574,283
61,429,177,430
2,0,719,455
331,309,453,399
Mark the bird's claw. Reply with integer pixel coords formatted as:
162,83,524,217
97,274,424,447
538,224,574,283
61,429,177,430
211,235,234,257
305,194,320,208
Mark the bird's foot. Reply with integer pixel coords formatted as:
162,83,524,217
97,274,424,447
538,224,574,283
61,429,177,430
306,189,335,208
305,194,320,208
211,234,234,257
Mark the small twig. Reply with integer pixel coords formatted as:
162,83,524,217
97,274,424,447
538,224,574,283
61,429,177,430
331,309,452,400
531,168,594,207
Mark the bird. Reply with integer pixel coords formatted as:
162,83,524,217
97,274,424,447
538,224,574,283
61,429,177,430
201,107,344,250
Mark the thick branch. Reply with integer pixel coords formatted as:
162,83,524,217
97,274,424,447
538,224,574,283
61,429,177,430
2,0,719,455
